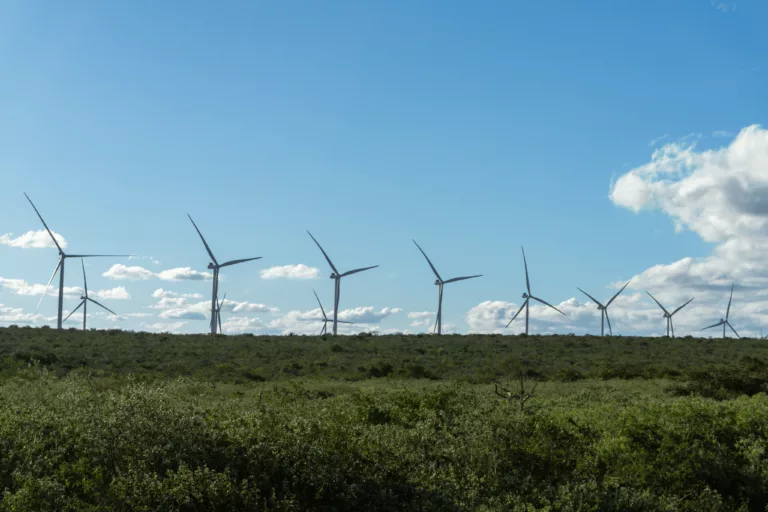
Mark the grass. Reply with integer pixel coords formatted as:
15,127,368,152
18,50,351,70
0,327,767,510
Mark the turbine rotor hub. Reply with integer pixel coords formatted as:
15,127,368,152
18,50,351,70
434,279,441,286
522,293,529,299
330,273,337,279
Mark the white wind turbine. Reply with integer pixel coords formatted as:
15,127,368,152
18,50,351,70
577,281,631,336
313,289,353,335
702,283,739,339
307,231,378,335
216,293,227,335
188,215,262,335
63,259,117,330
25,193,129,330
506,247,565,334
412,240,481,334
646,292,694,338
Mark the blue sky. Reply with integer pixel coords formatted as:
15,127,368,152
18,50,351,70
1,0,767,336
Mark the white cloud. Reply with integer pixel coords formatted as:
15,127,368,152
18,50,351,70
711,0,736,12
408,311,435,328
156,267,213,281
0,230,68,249
336,306,402,323
151,288,203,299
93,287,131,300
103,265,212,281
0,277,81,298
221,316,269,334
0,304,49,325
151,297,188,309
159,308,207,321
103,264,155,280
260,264,319,280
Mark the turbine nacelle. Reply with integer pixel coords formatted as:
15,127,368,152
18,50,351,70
522,293,529,300
207,262,216,270
434,279,441,286
330,273,338,279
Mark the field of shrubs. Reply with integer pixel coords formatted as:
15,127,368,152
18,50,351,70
0,326,767,510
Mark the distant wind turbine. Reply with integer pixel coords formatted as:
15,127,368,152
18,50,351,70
646,292,694,337
702,283,739,339
313,289,353,335
216,293,227,334
506,247,565,334
63,259,117,330
412,240,481,335
25,193,129,330
188,215,262,335
577,281,631,336
307,231,378,335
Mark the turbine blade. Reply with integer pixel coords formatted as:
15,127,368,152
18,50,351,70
219,257,262,268
313,289,327,320
645,291,669,315
81,259,88,297
187,215,218,265
606,280,631,308
63,300,85,323
530,295,566,315
577,288,604,308
727,321,740,338
36,258,62,311
340,265,379,277
506,300,528,328
336,320,355,324
86,297,117,316
702,321,724,331
24,193,64,254
605,309,613,336
412,240,443,282
726,283,734,320
670,318,675,338
306,231,338,274
443,275,482,284
220,293,227,311
522,246,531,294
670,298,694,316
218,310,222,333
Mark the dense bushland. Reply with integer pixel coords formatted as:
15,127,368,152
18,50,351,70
1,328,768,510
0,369,767,510
1,326,767,383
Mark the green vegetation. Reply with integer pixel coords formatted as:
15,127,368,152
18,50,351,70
0,327,767,510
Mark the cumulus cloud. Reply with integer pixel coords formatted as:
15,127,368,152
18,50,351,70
103,265,212,281
408,311,435,328
336,306,402,323
0,230,67,249
93,287,131,300
159,308,207,321
103,264,155,280
605,124,768,336
156,298,279,321
156,267,213,281
0,277,81,298
0,304,49,324
151,289,203,299
221,316,269,334
260,264,319,280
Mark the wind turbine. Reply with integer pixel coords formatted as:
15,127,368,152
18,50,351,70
412,240,481,334
307,231,378,335
577,281,631,336
506,247,565,334
313,289,353,335
215,293,227,335
702,283,739,339
63,259,117,330
188,215,262,336
25,193,129,330
646,292,694,337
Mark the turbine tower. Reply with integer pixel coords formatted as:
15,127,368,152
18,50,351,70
412,240,481,334
188,215,262,336
64,259,117,330
307,231,378,335
702,283,739,339
506,247,565,334
25,193,129,330
577,281,631,336
313,289,353,335
646,292,694,337
215,293,227,335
